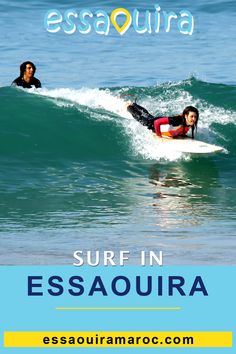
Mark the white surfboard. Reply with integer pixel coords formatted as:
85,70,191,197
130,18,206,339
153,135,224,154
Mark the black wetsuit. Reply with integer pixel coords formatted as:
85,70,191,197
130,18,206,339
127,103,156,130
12,76,41,89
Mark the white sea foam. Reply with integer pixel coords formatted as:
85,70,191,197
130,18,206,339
32,86,230,161
34,87,130,118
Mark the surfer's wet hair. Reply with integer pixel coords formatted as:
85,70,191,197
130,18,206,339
182,106,199,120
20,61,36,77
182,106,199,139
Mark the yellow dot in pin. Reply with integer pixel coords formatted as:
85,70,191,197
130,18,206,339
110,8,132,35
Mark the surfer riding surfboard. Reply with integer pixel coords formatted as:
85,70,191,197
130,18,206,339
126,101,223,154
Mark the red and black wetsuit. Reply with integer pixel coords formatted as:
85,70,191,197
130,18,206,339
127,102,190,138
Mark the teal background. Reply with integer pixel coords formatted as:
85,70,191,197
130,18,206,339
0,265,234,353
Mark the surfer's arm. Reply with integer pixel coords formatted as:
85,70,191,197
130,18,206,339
153,117,169,136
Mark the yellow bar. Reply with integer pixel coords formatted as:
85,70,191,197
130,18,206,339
4,331,232,347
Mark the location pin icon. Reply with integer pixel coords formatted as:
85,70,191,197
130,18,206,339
110,8,132,35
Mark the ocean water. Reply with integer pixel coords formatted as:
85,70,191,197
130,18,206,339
0,0,236,265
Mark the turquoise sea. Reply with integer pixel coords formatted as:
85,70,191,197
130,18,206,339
0,0,236,264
